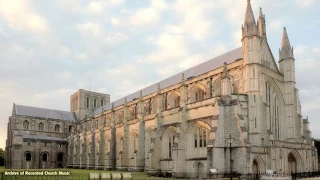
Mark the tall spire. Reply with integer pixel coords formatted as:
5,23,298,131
279,27,294,61
242,0,257,38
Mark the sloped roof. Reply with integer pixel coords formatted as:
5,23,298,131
23,134,68,142
93,47,243,115
14,130,68,142
12,104,76,121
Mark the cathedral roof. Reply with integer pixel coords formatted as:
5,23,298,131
93,47,242,115
12,104,76,121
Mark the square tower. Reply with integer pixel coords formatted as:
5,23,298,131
70,89,110,120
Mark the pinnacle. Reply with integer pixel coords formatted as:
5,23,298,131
281,27,291,49
244,0,255,24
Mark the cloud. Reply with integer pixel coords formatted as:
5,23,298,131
130,7,160,26
77,22,101,37
172,0,216,41
0,0,50,34
145,33,189,63
295,0,316,8
105,32,128,45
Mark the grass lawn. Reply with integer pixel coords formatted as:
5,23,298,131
0,166,166,180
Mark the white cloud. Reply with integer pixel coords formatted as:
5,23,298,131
77,22,101,37
295,0,315,8
173,0,216,40
0,0,50,34
269,20,283,32
105,32,128,45
88,0,124,13
145,33,189,63
56,72,74,79
111,18,121,27
151,0,168,10
130,7,160,26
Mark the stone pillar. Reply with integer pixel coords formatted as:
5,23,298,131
149,83,163,176
135,91,145,171
110,104,116,170
121,101,129,171
172,125,187,178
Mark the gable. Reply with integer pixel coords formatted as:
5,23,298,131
261,38,280,73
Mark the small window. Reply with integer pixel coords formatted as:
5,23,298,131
39,123,44,131
86,97,89,108
55,125,60,132
254,95,256,103
94,99,97,108
69,126,73,133
44,143,47,147
255,118,257,128
101,100,103,107
23,120,29,130
25,152,31,161
253,68,255,78
42,153,48,161
59,144,62,148
28,142,30,146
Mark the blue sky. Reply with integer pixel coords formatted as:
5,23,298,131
0,0,319,149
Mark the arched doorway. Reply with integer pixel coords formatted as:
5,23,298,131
288,153,297,173
194,161,204,179
57,152,63,162
252,159,259,174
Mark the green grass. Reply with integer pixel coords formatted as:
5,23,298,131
0,166,166,180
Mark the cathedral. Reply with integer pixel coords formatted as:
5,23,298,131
5,1,318,178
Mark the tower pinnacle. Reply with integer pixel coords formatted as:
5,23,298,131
281,27,291,50
279,27,294,61
242,0,257,38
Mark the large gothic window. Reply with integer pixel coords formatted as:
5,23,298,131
188,125,209,158
162,127,176,159
23,120,29,130
39,123,44,131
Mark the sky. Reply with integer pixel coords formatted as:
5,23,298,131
0,0,319,149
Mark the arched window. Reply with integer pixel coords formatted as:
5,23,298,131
174,96,180,107
151,98,158,114
130,131,138,159
23,120,29,130
69,125,73,133
39,123,44,131
192,87,205,103
193,127,208,148
25,152,31,161
188,125,209,159
162,127,176,159
42,152,48,161
169,136,172,158
55,125,60,132
94,99,97,108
